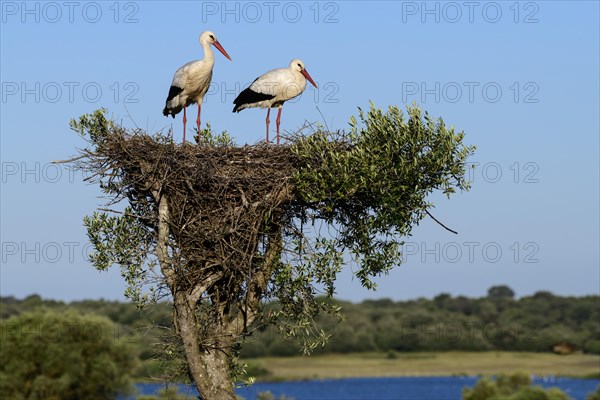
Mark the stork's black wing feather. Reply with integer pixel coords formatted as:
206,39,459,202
166,86,183,103
232,87,275,112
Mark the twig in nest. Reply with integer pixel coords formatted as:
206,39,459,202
53,154,88,164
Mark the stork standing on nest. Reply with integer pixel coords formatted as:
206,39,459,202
163,31,232,143
232,59,317,145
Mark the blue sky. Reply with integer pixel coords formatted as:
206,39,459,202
1,1,598,302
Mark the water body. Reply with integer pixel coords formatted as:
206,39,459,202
134,376,600,400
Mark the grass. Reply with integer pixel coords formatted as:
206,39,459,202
242,351,600,381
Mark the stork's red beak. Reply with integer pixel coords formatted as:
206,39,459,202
301,68,318,88
213,40,232,61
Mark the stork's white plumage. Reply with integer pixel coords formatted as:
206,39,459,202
233,59,317,144
163,31,231,143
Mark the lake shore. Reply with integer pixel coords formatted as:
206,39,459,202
242,351,600,381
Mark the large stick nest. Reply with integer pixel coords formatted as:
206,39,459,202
95,131,301,296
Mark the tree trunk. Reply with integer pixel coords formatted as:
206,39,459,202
174,292,236,400
152,189,286,399
154,192,236,400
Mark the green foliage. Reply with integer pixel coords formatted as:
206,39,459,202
489,286,516,300
71,110,165,308
84,209,157,308
496,372,532,393
195,122,235,146
270,103,474,354
0,310,136,399
503,386,572,400
291,103,475,290
464,377,499,400
587,386,600,400
256,391,295,400
2,288,599,369
463,372,572,400
70,108,113,143
268,250,344,355
70,108,172,146
255,289,599,355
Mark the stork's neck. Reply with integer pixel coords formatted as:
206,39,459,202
201,40,215,63
293,69,307,89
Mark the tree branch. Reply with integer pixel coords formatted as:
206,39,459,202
153,190,177,288
426,210,458,234
188,272,224,308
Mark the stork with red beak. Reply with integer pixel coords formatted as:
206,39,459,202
163,31,232,143
232,59,317,145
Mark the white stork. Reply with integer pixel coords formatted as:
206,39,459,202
232,59,317,144
163,31,232,143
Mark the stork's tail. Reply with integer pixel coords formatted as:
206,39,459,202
164,105,183,118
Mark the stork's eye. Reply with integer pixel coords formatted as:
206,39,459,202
297,63,302,68
210,35,215,40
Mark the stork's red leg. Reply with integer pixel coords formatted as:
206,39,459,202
196,104,202,143
275,106,283,145
182,106,187,143
265,108,271,143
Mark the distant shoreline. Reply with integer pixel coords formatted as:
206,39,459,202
238,351,600,382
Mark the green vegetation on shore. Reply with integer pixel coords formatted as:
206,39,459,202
463,372,573,400
1,286,598,382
